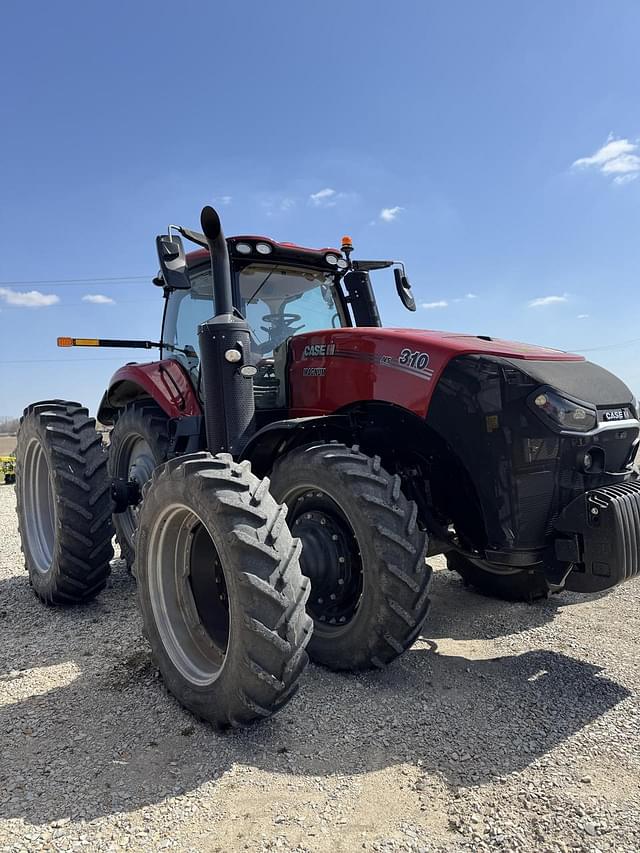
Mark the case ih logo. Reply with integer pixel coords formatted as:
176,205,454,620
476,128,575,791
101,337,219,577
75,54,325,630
603,408,628,421
302,343,336,358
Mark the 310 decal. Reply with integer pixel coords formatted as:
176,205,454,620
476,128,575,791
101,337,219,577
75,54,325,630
398,348,430,371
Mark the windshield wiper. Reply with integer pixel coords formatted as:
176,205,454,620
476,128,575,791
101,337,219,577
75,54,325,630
247,268,276,304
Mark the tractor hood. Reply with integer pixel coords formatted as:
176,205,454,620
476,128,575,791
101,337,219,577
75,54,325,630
287,327,634,420
382,328,583,362
389,328,634,409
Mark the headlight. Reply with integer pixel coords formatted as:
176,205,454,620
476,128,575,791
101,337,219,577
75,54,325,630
530,388,597,432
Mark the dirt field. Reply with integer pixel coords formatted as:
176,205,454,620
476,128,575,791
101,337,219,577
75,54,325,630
0,435,16,456
1,483,639,852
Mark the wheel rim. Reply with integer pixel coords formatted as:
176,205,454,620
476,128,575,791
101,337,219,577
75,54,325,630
147,503,230,687
22,438,56,574
117,435,156,548
286,487,363,637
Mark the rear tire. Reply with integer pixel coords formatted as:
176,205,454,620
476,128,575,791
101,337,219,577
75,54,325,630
135,452,312,728
108,401,169,566
447,551,550,601
15,400,114,604
269,443,432,671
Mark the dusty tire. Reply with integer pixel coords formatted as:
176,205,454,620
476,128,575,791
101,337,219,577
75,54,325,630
135,452,312,728
269,443,432,671
15,400,114,604
447,551,550,601
108,401,169,566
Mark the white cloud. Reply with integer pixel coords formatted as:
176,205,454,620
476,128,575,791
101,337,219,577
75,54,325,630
465,292,477,299
0,287,59,308
310,188,336,207
527,294,569,308
82,294,115,305
572,136,640,185
577,313,590,319
380,206,402,222
422,300,448,309
215,195,232,205
613,172,639,186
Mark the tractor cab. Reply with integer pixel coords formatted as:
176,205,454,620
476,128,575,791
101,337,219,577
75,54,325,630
160,232,416,411
163,243,346,359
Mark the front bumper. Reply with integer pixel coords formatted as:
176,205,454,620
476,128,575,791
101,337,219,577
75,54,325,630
555,480,640,592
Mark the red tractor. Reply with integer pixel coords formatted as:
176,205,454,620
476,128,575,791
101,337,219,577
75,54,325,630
15,204,640,726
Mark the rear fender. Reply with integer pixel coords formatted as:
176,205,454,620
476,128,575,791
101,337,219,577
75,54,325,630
97,360,202,425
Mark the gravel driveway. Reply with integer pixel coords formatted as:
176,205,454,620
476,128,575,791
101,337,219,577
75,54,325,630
1,483,639,852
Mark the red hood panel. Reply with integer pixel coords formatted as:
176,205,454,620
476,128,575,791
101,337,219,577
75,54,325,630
288,327,583,419
370,328,584,362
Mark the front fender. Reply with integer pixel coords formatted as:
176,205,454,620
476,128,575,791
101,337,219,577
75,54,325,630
240,415,350,477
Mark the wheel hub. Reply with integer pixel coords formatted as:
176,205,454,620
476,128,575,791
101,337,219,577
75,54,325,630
22,438,56,574
117,435,156,544
289,490,362,628
148,504,230,686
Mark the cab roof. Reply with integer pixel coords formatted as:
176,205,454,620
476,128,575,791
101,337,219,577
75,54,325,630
186,235,343,270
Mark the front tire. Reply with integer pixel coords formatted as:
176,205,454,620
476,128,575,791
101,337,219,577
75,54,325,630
269,443,432,671
108,401,169,566
447,551,551,601
135,452,312,728
15,400,114,604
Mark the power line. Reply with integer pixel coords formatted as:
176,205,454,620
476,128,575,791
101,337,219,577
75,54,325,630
0,299,159,309
0,275,149,287
0,357,144,365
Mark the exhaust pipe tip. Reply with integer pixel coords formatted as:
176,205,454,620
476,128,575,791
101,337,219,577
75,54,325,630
200,205,223,244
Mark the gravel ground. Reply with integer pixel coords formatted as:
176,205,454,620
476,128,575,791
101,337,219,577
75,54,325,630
1,483,639,853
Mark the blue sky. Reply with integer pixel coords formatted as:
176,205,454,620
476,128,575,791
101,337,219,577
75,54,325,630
1,1,639,417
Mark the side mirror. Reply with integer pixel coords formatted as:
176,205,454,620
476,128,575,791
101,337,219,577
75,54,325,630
394,268,416,312
155,234,191,290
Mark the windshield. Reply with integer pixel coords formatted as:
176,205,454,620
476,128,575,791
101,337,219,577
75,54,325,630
164,263,343,358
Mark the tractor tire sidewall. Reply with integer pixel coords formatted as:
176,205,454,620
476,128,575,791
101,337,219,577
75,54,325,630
15,401,113,604
447,551,551,602
135,453,312,727
269,444,432,670
108,401,169,566
16,411,63,600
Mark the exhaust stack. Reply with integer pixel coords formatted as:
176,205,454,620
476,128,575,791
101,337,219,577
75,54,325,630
198,205,255,454
200,205,233,316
